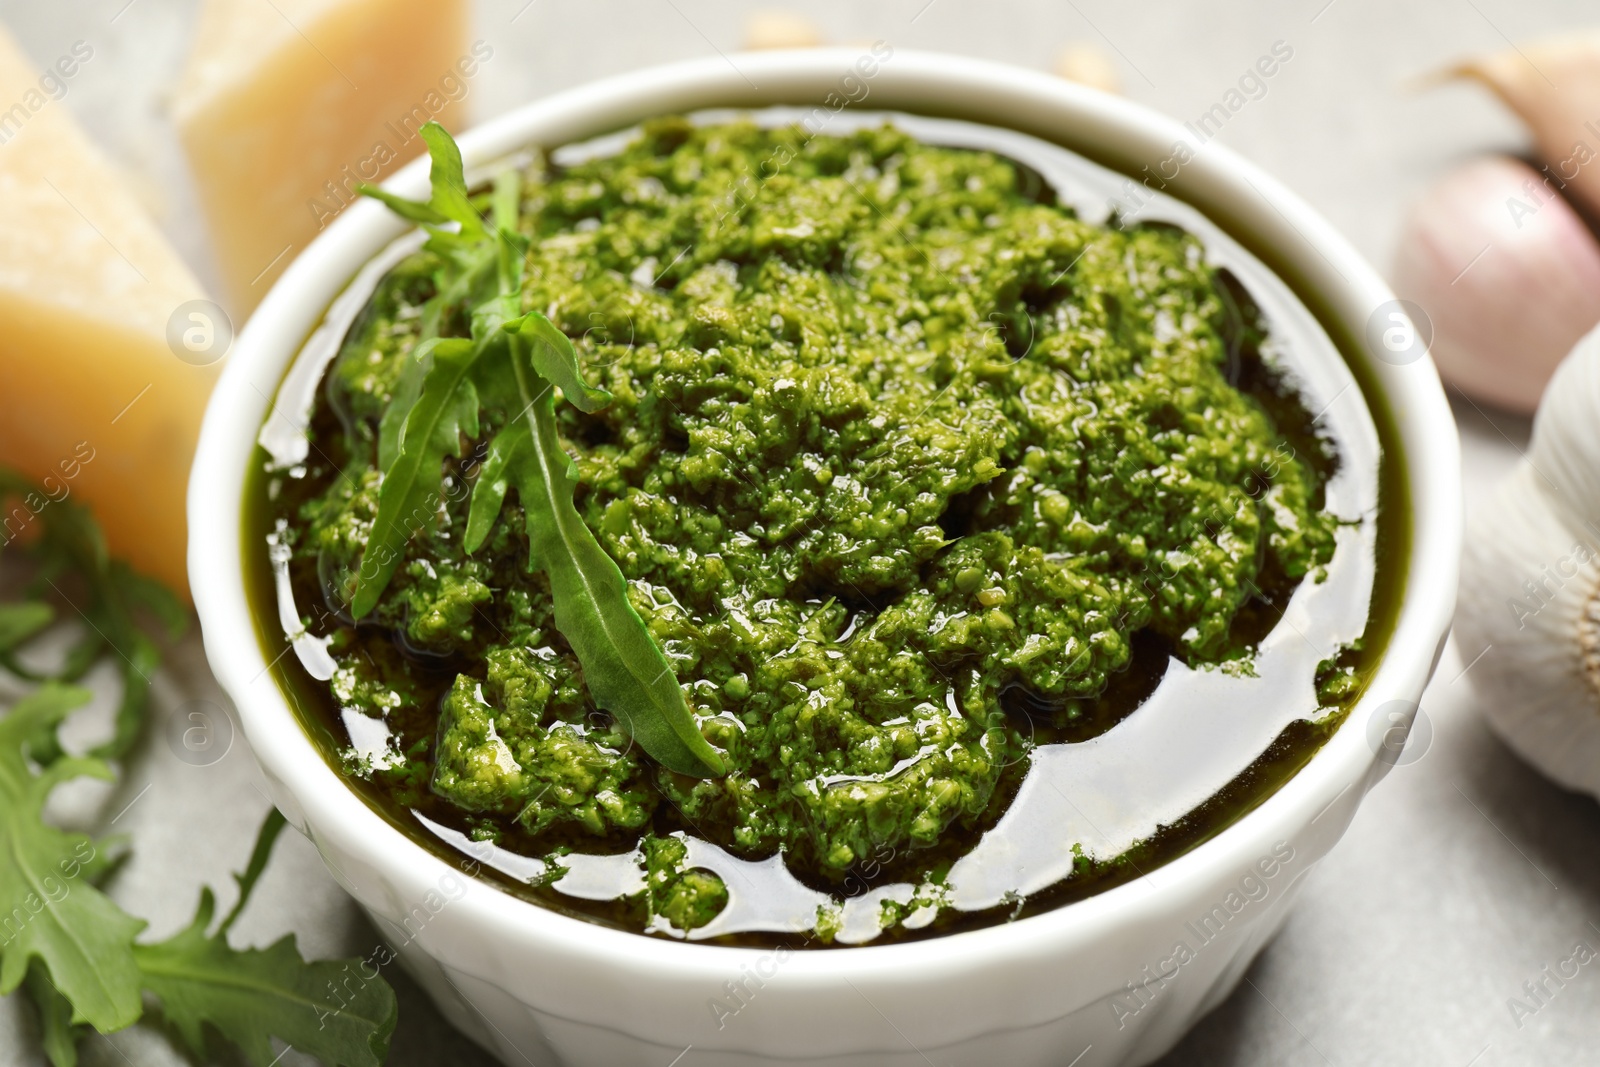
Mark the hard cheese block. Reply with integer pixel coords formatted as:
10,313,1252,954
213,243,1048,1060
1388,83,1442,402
0,26,215,595
174,0,472,313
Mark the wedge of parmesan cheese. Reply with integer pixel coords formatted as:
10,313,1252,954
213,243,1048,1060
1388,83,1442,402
173,0,474,314
0,26,214,595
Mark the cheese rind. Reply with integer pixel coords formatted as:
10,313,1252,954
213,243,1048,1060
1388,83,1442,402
174,0,471,313
0,25,213,595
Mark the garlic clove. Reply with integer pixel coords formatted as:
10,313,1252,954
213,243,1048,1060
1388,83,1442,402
1443,33,1600,223
1391,156,1600,415
1527,317,1600,533
1054,43,1121,95
743,11,823,51
1458,324,1600,799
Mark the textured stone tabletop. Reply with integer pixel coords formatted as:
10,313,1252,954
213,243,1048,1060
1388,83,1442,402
0,2,1594,1065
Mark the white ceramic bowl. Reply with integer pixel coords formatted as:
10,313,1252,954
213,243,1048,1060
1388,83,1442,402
190,49,1460,1067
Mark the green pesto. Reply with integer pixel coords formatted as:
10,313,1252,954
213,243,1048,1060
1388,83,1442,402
276,118,1339,934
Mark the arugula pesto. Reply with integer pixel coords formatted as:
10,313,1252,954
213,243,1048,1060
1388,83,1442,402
268,118,1342,939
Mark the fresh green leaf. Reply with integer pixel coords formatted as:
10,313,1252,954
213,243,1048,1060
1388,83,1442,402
376,350,431,471
25,962,82,1067
136,810,396,1067
218,808,287,936
491,166,521,234
110,563,188,640
0,470,363,1067
415,122,486,238
462,419,520,556
356,123,722,777
358,121,484,241
362,124,507,471
0,683,145,1033
375,243,503,470
9,487,109,590
514,313,611,414
136,889,395,1067
461,315,606,553
351,336,483,618
372,284,456,472
0,602,51,652
359,169,554,613
20,835,126,1067
491,169,526,296
354,185,451,228
375,141,526,469
0,477,185,760
90,635,159,762
55,635,104,684
506,365,725,778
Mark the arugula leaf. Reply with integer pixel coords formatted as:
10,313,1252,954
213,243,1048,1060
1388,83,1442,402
218,807,287,936
0,602,51,652
515,313,611,414
25,962,82,1067
459,301,609,551
0,683,145,1033
355,160,535,618
357,186,452,229
365,124,502,471
458,313,607,544
506,364,725,777
93,637,160,763
411,123,487,238
377,355,430,472
136,810,397,1067
0,472,390,1067
0,474,185,762
358,122,485,240
350,336,482,618
353,123,726,777
491,168,526,296
353,304,606,614
22,837,127,1067
139,891,395,1067
111,563,188,640
358,132,537,590
461,413,519,555
374,246,505,471
373,275,480,471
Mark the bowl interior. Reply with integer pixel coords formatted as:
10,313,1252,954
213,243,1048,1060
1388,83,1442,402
189,47,1460,984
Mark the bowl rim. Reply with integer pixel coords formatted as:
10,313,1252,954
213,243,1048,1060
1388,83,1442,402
189,47,1460,988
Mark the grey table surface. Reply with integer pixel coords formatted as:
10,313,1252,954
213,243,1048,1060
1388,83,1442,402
0,1,1591,1064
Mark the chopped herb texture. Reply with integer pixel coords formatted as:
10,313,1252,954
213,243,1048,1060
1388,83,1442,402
276,118,1340,923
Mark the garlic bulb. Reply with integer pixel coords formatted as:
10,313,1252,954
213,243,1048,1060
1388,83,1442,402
1458,323,1600,797
1392,156,1600,415
1445,32,1600,222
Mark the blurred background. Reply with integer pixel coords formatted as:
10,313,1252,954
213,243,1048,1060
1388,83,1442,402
0,1,1593,1064
1,0,1556,305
